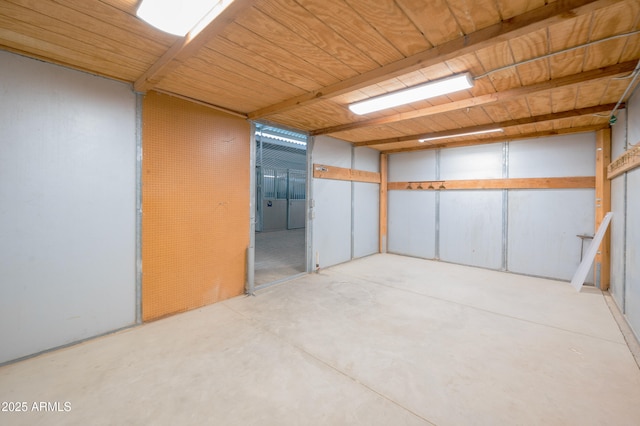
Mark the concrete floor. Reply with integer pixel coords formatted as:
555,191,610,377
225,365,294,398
1,254,639,425
255,228,306,286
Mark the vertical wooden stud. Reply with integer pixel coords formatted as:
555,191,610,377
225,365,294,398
379,153,388,253
595,128,611,290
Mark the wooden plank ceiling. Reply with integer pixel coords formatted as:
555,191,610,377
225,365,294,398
1,0,639,152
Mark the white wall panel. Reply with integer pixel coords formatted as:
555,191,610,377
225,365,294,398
616,88,640,339
628,88,640,147
353,147,380,258
311,136,352,268
388,191,437,259
610,176,626,309
312,135,352,167
509,134,596,178
611,109,627,159
389,151,436,181
354,146,380,172
353,182,379,258
439,191,503,269
508,189,594,282
440,143,503,180
313,179,351,267
0,52,136,364
625,168,640,337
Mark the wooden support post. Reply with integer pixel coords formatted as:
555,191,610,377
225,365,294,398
595,128,611,290
379,154,388,254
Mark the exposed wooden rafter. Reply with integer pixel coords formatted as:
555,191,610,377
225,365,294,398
311,61,637,136
380,125,609,153
354,104,617,147
248,0,623,120
134,0,256,92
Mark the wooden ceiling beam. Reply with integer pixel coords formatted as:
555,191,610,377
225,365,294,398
134,0,256,92
354,103,618,147
379,125,609,153
311,61,638,136
248,0,623,120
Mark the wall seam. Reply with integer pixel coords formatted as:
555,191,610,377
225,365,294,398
351,145,356,260
622,172,628,313
622,106,628,313
435,149,441,260
502,141,509,272
135,92,143,325
307,136,315,273
247,122,257,295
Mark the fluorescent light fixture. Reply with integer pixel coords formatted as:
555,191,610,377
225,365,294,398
137,0,233,36
349,73,474,115
419,128,504,143
258,132,307,146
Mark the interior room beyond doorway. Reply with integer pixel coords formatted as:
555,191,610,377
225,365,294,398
254,125,308,287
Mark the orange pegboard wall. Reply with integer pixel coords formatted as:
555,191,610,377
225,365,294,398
142,91,250,321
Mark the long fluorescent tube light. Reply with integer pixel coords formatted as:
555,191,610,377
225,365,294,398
419,128,504,143
258,132,307,146
137,0,233,36
349,73,474,115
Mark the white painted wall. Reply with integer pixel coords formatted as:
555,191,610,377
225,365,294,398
507,134,596,282
610,87,640,340
388,151,437,258
508,189,594,280
625,168,640,336
311,140,380,268
439,144,503,268
0,51,136,364
628,87,640,149
354,146,379,173
388,191,437,259
311,136,353,268
509,133,596,177
610,110,627,309
353,182,379,258
353,147,379,258
440,190,503,269
387,136,596,280
440,143,503,179
388,150,436,181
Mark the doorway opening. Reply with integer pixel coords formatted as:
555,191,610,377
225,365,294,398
254,125,308,288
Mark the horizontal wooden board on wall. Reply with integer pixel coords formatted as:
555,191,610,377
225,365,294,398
608,143,640,179
313,163,381,183
388,176,595,190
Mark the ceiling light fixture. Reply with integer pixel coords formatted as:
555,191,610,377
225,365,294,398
137,0,234,36
348,73,474,115
419,128,504,143
258,132,307,146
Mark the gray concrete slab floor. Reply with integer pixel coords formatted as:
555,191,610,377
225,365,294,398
1,254,639,425
255,228,305,286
